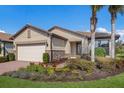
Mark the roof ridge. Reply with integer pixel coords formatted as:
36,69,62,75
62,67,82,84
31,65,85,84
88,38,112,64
48,26,87,38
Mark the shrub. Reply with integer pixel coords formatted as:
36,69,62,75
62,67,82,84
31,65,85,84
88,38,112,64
29,73,42,81
7,53,15,61
11,71,20,78
95,47,106,57
43,53,49,63
18,71,31,79
65,59,95,74
26,64,46,73
2,71,15,76
0,56,8,62
0,47,1,54
46,67,55,75
80,60,95,74
96,57,115,71
115,59,124,69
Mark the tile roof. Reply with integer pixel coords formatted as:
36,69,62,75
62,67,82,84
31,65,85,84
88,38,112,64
49,26,120,40
0,32,13,42
77,32,120,40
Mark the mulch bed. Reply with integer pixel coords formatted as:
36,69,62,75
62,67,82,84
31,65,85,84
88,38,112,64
30,58,67,67
2,58,124,82
83,68,124,81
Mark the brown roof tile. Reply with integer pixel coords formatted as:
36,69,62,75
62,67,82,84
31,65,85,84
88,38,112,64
0,32,13,42
77,32,120,40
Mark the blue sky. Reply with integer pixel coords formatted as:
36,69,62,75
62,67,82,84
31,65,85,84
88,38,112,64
0,5,124,40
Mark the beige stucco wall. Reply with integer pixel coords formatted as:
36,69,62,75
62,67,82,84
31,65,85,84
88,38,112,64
50,28,89,55
14,27,89,56
14,28,48,42
71,42,76,55
14,28,51,50
14,28,69,53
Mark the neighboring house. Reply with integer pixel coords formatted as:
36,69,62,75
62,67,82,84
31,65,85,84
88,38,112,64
0,32,13,57
11,24,120,62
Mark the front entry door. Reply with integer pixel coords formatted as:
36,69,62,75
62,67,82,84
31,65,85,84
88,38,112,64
76,42,81,55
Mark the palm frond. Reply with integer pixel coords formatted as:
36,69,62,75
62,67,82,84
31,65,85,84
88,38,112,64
90,5,104,12
109,5,124,18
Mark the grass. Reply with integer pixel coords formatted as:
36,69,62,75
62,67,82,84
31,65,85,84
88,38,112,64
1,73,124,88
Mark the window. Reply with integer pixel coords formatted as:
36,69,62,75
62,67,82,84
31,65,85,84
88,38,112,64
95,40,109,47
27,30,31,38
95,40,109,55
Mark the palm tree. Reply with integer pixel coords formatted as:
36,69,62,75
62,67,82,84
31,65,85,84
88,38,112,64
90,5,103,62
108,5,124,59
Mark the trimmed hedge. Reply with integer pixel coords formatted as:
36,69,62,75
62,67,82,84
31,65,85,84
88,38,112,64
43,53,49,63
7,53,15,61
95,47,106,57
0,47,1,54
0,56,8,63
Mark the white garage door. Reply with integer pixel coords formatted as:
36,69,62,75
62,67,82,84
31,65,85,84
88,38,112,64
17,44,45,62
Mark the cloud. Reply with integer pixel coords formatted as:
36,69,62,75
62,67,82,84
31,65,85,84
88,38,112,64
96,27,110,33
0,29,5,33
116,29,124,41
90,27,124,42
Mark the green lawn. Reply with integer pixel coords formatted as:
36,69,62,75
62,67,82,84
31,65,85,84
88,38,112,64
1,73,124,88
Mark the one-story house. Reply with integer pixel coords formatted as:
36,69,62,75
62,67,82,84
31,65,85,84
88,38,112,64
0,32,13,56
11,24,120,62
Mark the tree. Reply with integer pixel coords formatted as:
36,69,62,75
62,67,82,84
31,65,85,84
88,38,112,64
108,5,124,59
90,5,103,62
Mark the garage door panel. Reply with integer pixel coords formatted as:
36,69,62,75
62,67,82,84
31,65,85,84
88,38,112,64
17,44,45,62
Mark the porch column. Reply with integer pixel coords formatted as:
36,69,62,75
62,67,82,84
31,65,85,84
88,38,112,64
109,40,111,57
65,40,71,54
82,38,88,54
1,42,4,56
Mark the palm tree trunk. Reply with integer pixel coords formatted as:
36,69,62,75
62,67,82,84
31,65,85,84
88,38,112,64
111,14,115,59
91,30,95,62
90,17,96,62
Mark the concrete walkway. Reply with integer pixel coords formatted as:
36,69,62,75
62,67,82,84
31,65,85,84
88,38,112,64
0,61,30,75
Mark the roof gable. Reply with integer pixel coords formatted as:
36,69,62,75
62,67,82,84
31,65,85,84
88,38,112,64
12,24,49,39
48,26,87,38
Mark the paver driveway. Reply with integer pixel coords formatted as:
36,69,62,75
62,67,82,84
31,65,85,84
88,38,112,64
0,61,30,75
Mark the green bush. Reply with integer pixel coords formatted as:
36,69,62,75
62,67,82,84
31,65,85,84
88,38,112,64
115,59,124,69
65,59,95,74
95,47,106,57
43,53,49,63
7,53,15,61
26,64,46,73
0,56,8,63
46,67,55,75
0,47,1,54
96,57,115,71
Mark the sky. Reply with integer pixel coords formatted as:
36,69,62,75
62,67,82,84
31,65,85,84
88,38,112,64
0,5,124,40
